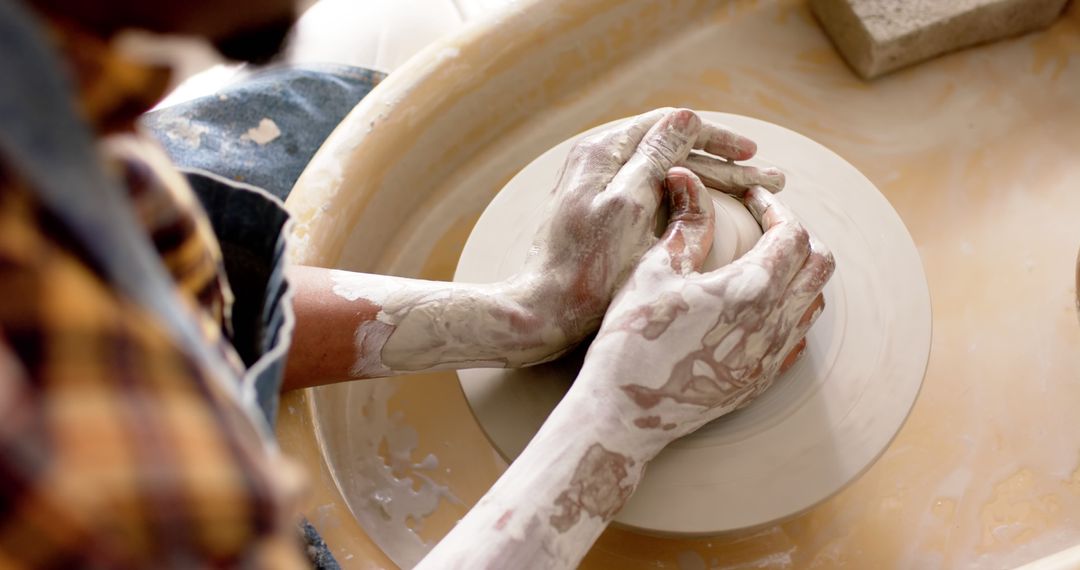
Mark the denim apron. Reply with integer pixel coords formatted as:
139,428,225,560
141,64,386,425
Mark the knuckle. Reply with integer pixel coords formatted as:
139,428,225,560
639,138,677,176
728,262,772,303
791,223,811,247
628,249,670,282
593,191,634,216
572,135,604,156
675,207,711,227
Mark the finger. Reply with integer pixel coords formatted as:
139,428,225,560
733,329,806,411
683,152,786,195
774,291,826,377
712,187,810,289
737,285,824,409
562,108,673,186
775,291,824,344
695,121,757,161
777,337,807,375
647,167,715,276
786,236,836,300
800,294,826,327
605,109,702,211
598,108,674,162
771,236,834,338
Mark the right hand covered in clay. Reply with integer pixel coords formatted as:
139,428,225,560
576,168,834,449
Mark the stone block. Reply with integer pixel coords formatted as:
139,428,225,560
810,0,1069,78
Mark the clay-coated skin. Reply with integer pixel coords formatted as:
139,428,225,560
282,109,785,391
415,164,832,569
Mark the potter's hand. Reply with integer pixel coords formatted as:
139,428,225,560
578,170,834,447
414,170,832,570
513,108,784,355
280,109,783,389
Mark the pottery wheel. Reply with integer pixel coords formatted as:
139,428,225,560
454,112,931,536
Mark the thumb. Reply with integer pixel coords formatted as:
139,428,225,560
648,167,715,276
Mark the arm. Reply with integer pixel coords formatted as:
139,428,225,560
282,268,572,390
416,170,834,569
283,108,784,390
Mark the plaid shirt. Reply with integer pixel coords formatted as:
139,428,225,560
0,17,307,569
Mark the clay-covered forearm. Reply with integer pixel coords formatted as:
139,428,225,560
415,392,651,570
278,110,782,393
281,266,572,390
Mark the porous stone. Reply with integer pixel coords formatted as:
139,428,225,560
810,0,1069,78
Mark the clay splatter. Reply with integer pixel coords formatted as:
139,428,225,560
242,118,281,145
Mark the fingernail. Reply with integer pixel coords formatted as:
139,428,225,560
671,109,701,133
667,171,687,191
780,339,807,373
800,298,824,326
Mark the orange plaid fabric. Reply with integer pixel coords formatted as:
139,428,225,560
0,16,308,570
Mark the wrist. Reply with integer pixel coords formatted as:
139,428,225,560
564,357,680,461
496,274,579,365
